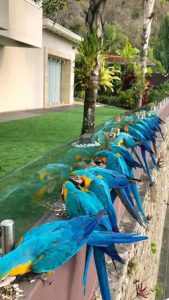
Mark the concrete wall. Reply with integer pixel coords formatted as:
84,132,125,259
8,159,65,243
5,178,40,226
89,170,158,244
0,0,42,47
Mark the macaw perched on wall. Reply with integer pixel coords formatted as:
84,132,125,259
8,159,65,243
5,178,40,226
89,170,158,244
113,132,146,173
109,143,142,170
128,124,159,170
94,151,145,226
124,125,156,185
69,169,118,232
146,114,165,140
88,167,138,189
0,213,104,288
104,144,148,223
63,181,148,300
136,119,158,155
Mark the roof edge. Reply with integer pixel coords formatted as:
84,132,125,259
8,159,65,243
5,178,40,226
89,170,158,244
43,18,82,45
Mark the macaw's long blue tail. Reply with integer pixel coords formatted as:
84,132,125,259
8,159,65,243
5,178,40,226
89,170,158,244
83,245,93,294
104,244,124,264
118,188,144,227
110,189,117,203
128,168,148,223
94,247,111,300
150,151,159,170
107,207,119,232
141,148,153,185
133,147,147,174
88,231,148,246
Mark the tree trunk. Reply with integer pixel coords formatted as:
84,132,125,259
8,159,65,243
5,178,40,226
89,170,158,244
81,0,107,135
139,0,156,107
81,81,96,134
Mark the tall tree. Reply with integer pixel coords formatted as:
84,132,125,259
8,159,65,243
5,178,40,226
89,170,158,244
140,0,156,75
81,0,107,135
42,0,107,135
139,0,156,106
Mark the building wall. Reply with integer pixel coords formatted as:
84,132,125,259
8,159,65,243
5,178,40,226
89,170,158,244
0,46,43,112
0,0,42,47
43,30,76,106
0,0,9,30
0,29,77,113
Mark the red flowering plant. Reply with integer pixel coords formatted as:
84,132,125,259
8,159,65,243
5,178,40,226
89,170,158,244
142,80,153,106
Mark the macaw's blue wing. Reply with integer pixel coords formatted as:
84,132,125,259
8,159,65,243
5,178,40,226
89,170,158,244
0,213,104,284
30,213,104,274
109,143,142,169
88,167,135,188
128,126,153,154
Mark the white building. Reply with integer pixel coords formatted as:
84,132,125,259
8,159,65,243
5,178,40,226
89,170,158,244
0,0,81,113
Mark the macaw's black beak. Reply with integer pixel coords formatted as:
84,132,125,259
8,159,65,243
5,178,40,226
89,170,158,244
94,157,103,166
68,176,84,189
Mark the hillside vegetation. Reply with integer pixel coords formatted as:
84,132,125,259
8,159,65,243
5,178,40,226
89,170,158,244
45,0,169,50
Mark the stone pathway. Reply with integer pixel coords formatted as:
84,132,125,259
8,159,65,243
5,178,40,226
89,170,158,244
0,104,83,122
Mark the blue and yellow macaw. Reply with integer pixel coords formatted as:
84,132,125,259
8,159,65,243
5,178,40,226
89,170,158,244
63,181,148,300
94,151,145,225
0,213,103,287
69,169,118,232
146,113,165,140
63,180,122,300
109,143,142,170
125,125,156,185
129,123,159,170
113,132,146,173
107,144,148,223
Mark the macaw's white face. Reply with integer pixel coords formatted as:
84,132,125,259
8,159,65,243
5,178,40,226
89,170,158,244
0,275,16,287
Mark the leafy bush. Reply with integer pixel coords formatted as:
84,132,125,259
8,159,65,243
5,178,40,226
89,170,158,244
148,80,169,104
97,88,136,109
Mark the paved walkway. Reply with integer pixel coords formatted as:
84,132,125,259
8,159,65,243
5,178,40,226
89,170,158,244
0,104,83,122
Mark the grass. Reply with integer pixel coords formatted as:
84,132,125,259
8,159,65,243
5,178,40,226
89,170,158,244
0,106,125,177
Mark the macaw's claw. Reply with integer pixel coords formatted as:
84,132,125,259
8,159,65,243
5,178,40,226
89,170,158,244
38,273,52,286
157,157,164,168
146,214,153,222
149,181,154,188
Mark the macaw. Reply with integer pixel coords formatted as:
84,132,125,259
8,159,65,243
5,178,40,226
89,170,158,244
94,151,144,226
88,167,139,189
69,169,118,232
125,125,157,185
129,123,159,170
62,180,123,300
136,119,158,155
145,115,165,141
109,143,142,169
0,213,104,288
113,132,146,173
107,144,148,223
63,181,148,300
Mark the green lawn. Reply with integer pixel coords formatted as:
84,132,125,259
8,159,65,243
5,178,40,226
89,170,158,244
0,106,125,177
